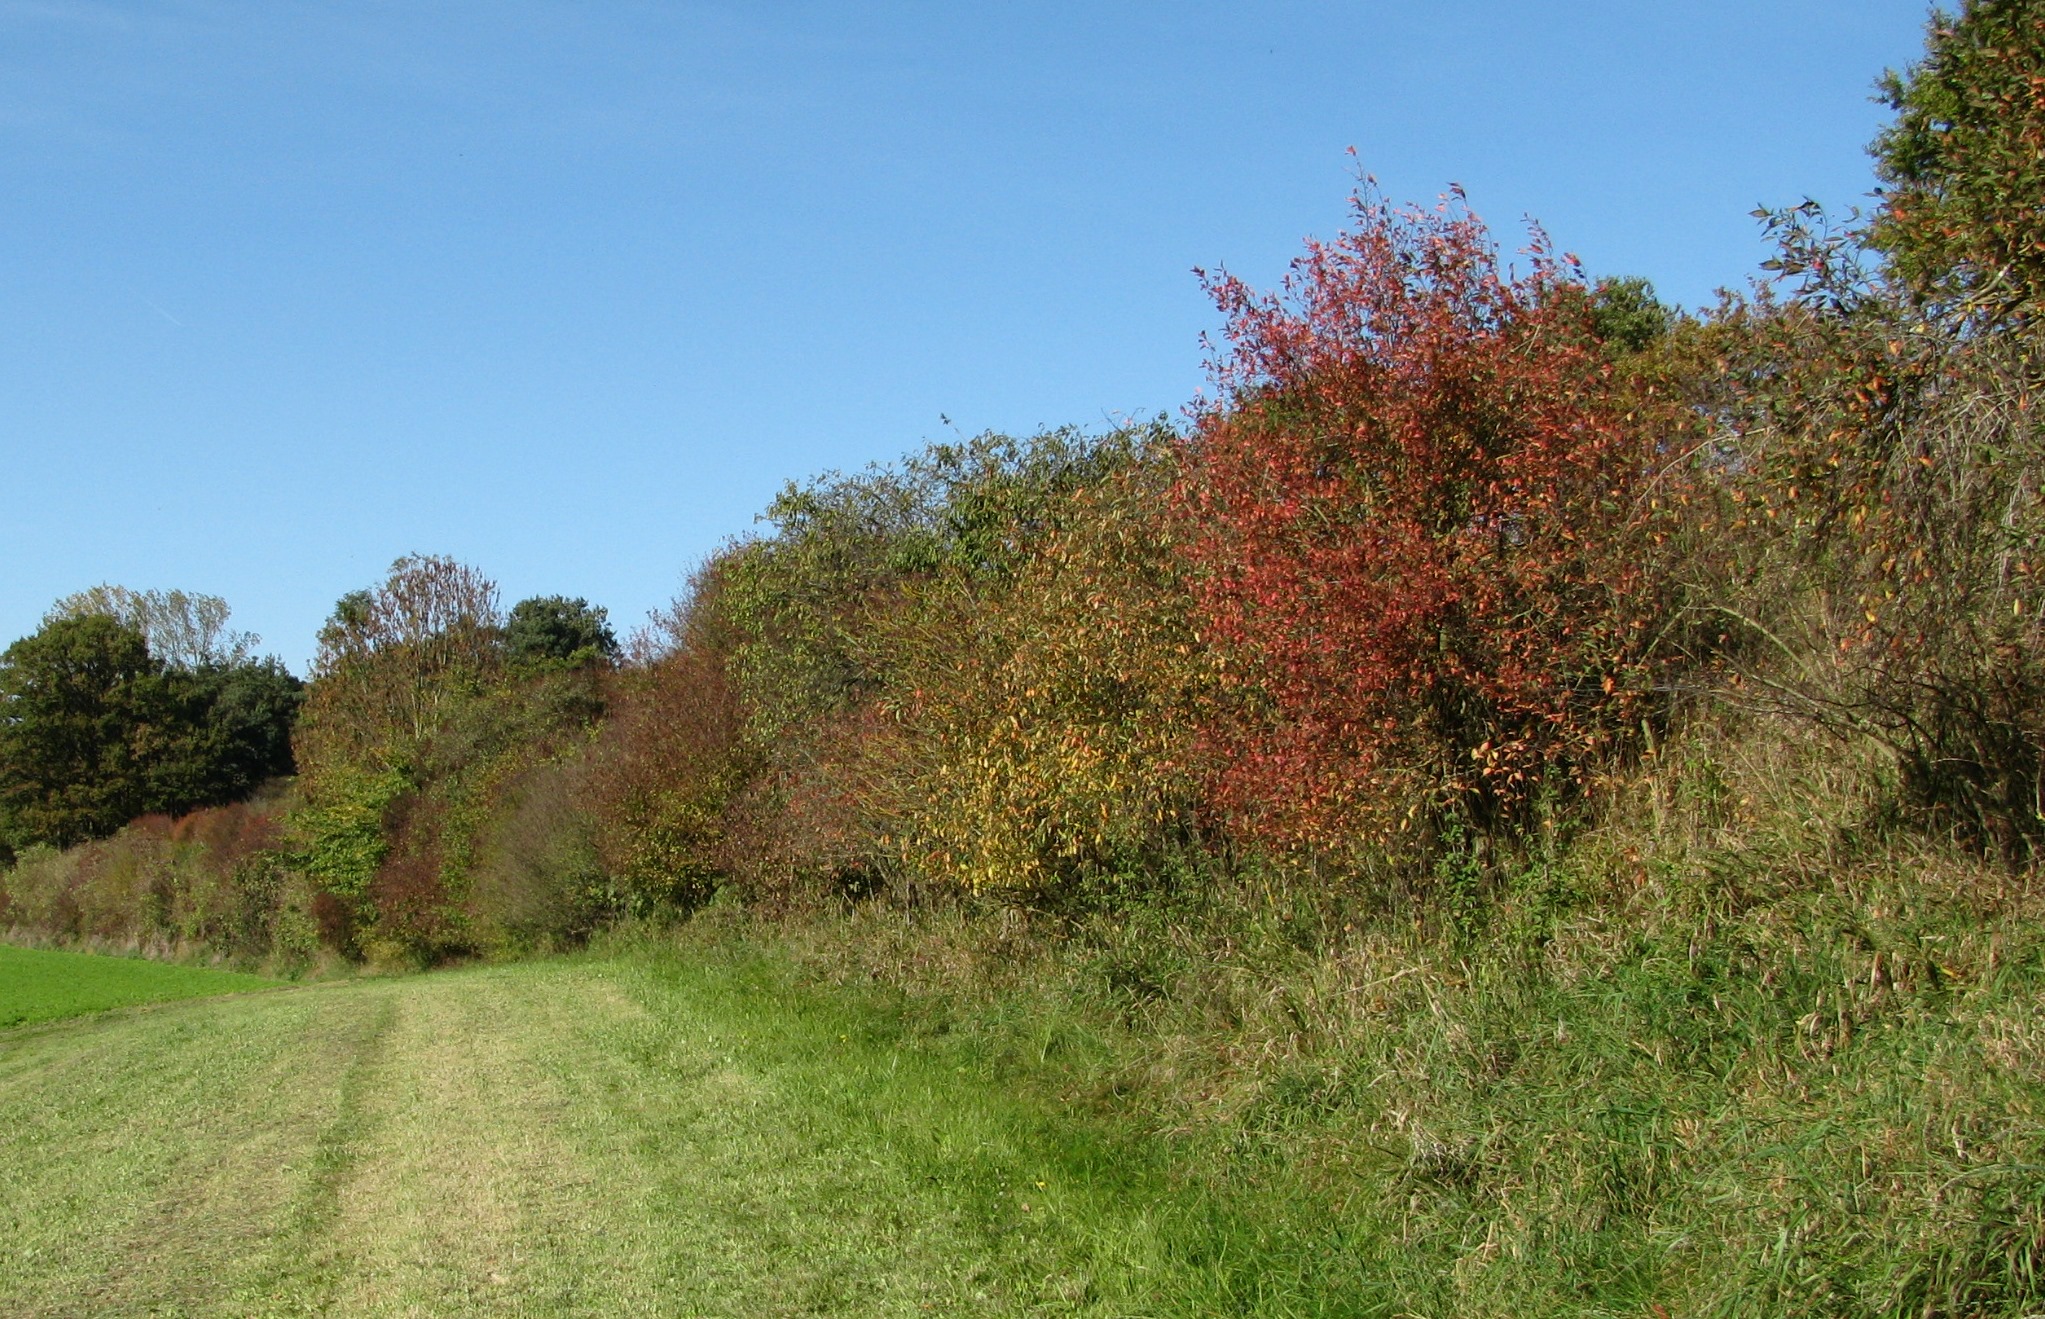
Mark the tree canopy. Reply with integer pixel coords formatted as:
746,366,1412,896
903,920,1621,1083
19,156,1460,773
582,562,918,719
46,585,258,670
1871,0,2045,321
0,611,302,851
505,596,619,672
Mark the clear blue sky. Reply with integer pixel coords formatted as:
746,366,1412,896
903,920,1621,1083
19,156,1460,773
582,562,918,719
3,1,1935,672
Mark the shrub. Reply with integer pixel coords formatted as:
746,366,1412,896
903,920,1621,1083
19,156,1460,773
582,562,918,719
890,449,1214,901
285,766,405,953
71,819,179,943
1704,1,2045,860
157,799,287,948
0,794,305,962
1703,288,2045,860
720,702,901,908
567,562,743,914
692,431,1144,905
0,845,82,939
1174,186,1699,856
364,790,459,964
468,760,605,953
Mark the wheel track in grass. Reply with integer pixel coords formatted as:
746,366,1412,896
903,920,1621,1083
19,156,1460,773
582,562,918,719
0,954,1175,1316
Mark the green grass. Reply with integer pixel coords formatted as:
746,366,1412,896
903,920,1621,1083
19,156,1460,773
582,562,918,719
0,943,279,1029
670,817,2045,1316
7,822,2044,1316
0,944,1247,1316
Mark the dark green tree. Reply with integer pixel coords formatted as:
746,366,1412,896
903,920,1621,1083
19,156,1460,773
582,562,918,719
0,615,156,848
504,596,618,672
138,659,304,813
0,615,305,851
1587,276,1675,355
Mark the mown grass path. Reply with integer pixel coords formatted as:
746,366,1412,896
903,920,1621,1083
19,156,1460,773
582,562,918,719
0,950,1193,1317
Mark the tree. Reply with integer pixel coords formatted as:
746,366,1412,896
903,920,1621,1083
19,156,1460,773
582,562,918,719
1174,186,1696,853
296,555,503,775
139,659,303,813
46,585,257,670
0,616,156,848
1870,0,2045,322
1587,276,1675,356
0,609,305,851
504,596,618,672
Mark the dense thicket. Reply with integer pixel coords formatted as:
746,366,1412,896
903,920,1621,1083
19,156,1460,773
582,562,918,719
12,0,2045,940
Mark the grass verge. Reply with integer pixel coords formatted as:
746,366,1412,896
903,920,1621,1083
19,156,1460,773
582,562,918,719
664,721,2045,1316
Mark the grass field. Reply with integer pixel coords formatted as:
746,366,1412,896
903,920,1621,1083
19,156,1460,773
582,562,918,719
0,942,1265,1317
0,944,279,1029
9,870,2041,1316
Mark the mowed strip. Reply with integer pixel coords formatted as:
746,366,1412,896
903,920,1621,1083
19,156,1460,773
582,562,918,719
0,944,278,1028
0,953,1169,1316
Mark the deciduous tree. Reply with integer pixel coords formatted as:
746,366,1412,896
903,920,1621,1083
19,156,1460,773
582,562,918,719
46,585,257,670
1870,0,2045,323
296,555,503,775
0,616,156,848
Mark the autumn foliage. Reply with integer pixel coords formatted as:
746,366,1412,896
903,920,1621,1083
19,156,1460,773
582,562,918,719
578,567,744,914
10,0,2045,965
881,437,1210,900
1175,189,1696,852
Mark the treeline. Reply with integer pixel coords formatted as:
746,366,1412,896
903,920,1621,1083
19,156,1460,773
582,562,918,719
0,587,300,853
5,1,2044,969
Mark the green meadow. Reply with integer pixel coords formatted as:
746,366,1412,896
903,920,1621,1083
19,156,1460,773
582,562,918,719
5,893,2042,1316
0,945,1213,1316
0,944,277,1030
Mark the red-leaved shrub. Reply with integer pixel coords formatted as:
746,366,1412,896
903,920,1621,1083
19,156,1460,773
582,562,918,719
1177,186,1696,851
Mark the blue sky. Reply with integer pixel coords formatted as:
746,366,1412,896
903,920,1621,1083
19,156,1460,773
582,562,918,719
3,1,1935,671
